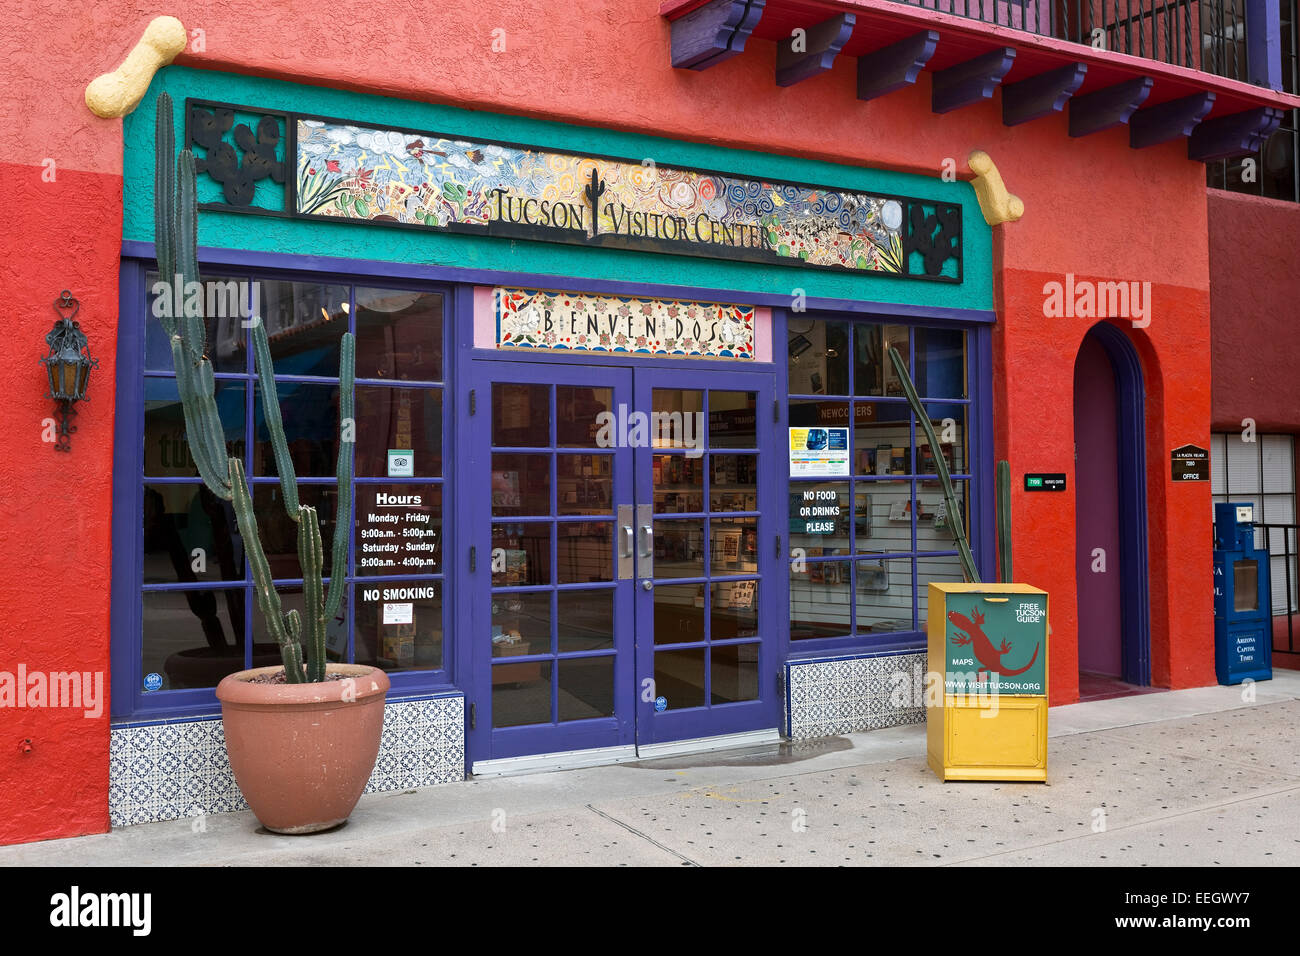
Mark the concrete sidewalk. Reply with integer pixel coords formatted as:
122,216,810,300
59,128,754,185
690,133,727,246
5,672,1299,866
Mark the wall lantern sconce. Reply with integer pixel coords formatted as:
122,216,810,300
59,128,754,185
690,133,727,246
40,291,98,452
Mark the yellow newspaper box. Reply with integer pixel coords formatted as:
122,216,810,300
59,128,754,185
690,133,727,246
927,582,1049,782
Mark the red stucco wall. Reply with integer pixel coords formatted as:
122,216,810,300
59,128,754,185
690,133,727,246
999,274,1215,702
988,108,1214,702
1208,189,1300,432
1,2,1217,843
0,161,120,845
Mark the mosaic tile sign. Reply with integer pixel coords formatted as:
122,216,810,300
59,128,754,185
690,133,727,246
495,287,754,358
292,117,961,280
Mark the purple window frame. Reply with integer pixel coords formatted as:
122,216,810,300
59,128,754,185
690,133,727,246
775,306,996,662
111,256,458,720
112,239,996,723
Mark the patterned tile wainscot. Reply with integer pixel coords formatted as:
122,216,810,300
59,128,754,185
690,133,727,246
109,695,465,827
786,652,927,741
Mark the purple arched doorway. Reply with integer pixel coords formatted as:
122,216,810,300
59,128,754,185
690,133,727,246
1074,334,1123,678
1072,323,1152,697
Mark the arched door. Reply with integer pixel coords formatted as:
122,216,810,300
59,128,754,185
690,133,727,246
1072,323,1151,688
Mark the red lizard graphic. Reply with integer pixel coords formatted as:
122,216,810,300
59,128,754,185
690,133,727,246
948,608,1039,677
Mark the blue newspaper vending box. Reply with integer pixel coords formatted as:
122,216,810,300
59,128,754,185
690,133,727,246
1212,502,1273,684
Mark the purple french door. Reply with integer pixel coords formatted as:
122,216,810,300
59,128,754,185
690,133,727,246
466,359,778,764
631,368,776,746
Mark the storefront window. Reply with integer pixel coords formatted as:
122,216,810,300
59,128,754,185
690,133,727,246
138,271,447,696
787,316,972,643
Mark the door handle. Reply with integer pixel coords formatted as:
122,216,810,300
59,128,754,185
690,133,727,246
617,504,634,580
635,503,653,579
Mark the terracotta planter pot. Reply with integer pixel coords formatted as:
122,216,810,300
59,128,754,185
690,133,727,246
216,663,390,834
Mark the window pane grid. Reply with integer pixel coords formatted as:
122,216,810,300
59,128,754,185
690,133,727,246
788,316,972,643
651,389,761,711
491,383,622,727
140,276,447,693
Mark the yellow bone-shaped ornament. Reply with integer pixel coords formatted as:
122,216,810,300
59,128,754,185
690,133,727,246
85,16,188,119
967,149,1024,226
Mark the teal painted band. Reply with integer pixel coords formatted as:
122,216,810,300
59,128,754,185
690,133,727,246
124,66,992,312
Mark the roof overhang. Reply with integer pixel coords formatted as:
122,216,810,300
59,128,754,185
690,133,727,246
662,0,1300,160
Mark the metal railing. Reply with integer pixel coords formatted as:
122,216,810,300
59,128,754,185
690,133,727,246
1258,522,1299,654
894,0,1255,83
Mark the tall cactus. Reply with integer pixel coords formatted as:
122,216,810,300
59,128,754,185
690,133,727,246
887,346,979,583
154,91,353,683
996,459,1013,583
